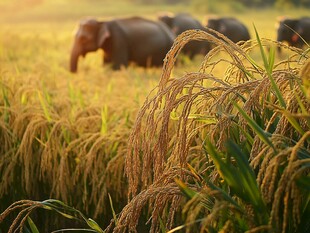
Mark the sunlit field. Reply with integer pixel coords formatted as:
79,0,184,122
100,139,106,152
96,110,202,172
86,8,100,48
0,1,309,232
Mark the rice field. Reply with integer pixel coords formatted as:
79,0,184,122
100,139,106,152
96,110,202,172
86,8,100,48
0,1,309,233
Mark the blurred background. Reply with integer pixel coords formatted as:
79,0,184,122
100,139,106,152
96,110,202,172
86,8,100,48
0,0,308,73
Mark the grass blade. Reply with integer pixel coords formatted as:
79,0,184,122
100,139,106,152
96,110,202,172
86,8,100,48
233,102,275,152
27,217,40,233
108,193,118,226
175,178,197,198
41,199,104,233
225,141,268,222
101,105,108,135
253,25,286,108
38,91,52,123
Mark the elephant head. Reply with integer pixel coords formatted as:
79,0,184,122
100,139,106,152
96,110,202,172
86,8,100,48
158,13,180,35
206,17,251,44
158,15,173,28
277,17,310,53
276,18,299,47
70,18,110,73
206,18,222,32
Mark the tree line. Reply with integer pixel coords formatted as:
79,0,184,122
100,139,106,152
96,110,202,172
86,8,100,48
134,0,310,8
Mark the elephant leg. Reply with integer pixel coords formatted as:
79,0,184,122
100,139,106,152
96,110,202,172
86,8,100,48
111,51,129,70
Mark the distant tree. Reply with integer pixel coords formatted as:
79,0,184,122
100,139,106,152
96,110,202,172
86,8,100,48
275,0,294,7
236,0,276,7
165,0,186,3
133,0,186,4
274,0,310,7
299,0,310,7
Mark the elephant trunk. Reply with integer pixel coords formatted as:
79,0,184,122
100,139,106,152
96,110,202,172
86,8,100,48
70,43,81,73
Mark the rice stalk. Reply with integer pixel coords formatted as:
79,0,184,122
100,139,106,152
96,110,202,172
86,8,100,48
0,199,104,233
0,200,43,233
0,75,133,230
122,28,309,232
111,168,188,233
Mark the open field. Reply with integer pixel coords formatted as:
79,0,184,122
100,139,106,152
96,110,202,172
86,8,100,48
0,1,309,232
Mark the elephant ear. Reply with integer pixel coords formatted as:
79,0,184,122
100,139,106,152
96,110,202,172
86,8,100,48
97,23,111,48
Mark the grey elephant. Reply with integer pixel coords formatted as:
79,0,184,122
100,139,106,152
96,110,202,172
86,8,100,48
70,16,175,72
206,17,251,44
276,17,310,51
158,13,210,59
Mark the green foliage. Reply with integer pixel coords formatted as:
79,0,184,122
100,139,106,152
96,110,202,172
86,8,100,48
1,200,104,233
170,35,309,232
27,217,40,233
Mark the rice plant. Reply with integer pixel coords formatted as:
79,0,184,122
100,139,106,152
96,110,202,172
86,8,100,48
0,199,104,233
116,28,310,233
0,30,156,230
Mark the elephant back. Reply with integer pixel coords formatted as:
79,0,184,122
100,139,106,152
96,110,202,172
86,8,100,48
206,17,250,43
114,17,174,46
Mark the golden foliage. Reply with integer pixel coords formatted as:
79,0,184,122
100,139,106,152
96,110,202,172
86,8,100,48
122,29,309,232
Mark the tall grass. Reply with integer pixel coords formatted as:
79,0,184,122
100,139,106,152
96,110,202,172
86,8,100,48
0,28,162,231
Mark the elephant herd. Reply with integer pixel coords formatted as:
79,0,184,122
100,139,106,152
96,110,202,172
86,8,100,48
69,13,310,73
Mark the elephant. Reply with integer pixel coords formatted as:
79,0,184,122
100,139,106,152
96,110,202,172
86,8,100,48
70,16,175,72
206,17,251,44
158,13,210,59
276,17,310,51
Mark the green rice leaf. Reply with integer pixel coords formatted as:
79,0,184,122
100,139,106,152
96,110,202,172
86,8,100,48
267,46,275,74
101,105,108,135
233,102,275,152
253,25,286,108
225,141,267,214
27,217,40,233
21,92,27,105
41,199,104,232
281,111,305,135
296,176,310,191
158,214,167,233
38,91,52,123
187,163,203,182
187,114,217,124
108,193,118,226
167,219,204,233
1,86,10,123
170,112,217,124
86,218,104,233
205,181,241,210
175,178,197,198
51,229,97,232
205,139,268,225
204,140,250,202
